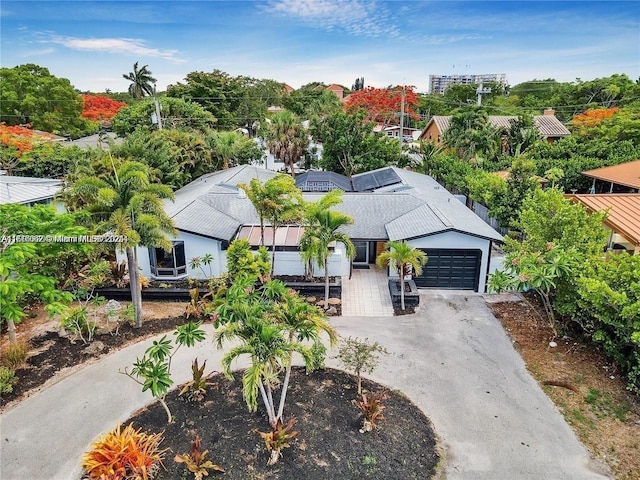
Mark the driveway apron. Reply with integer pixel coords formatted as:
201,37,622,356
0,291,611,480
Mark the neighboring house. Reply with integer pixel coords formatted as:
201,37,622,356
582,159,640,194
325,84,345,101
569,194,640,255
66,132,122,150
124,165,503,292
374,125,422,142
0,172,63,209
418,109,570,145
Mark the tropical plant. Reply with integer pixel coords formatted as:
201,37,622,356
0,204,87,343
216,313,314,430
376,241,427,311
272,292,337,418
179,358,212,402
337,337,388,395
0,366,17,395
241,175,303,274
122,322,206,422
122,61,157,100
189,253,214,279
174,435,224,479
301,190,355,309
256,418,299,466
225,239,270,281
353,390,388,432
64,158,176,327
443,107,501,162
81,423,166,480
263,110,309,177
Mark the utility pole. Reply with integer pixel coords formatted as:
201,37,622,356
152,83,163,130
476,81,491,106
399,85,406,143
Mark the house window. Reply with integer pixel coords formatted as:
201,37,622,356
149,241,187,277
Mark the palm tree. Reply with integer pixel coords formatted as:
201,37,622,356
263,110,309,177
65,158,176,327
123,62,157,100
376,241,428,311
241,175,302,274
215,308,313,428
302,191,355,309
210,130,242,170
272,293,337,419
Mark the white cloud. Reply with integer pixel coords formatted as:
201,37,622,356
264,0,401,39
18,47,55,57
48,35,186,63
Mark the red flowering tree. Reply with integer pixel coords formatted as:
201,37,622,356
81,95,127,122
0,124,56,156
572,107,619,129
345,86,419,127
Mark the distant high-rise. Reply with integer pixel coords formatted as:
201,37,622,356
429,73,507,94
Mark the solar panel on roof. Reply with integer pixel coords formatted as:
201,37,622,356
374,168,401,188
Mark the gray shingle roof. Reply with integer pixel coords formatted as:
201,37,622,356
296,171,353,191
167,165,502,243
303,192,424,239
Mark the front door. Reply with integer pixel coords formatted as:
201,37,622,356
353,241,369,265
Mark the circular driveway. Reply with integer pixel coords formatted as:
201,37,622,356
0,291,611,479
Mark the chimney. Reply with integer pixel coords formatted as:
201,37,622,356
543,107,555,116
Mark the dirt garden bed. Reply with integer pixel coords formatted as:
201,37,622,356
124,366,441,480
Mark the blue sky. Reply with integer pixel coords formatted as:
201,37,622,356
1,1,638,93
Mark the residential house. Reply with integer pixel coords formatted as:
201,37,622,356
124,165,503,292
418,109,570,145
374,125,422,142
568,194,640,255
0,171,63,209
582,159,640,194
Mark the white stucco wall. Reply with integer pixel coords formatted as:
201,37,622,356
118,234,351,280
406,230,492,292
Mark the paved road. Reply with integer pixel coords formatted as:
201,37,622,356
0,291,611,480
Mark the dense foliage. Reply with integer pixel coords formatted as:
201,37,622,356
0,64,95,137
81,94,127,122
111,97,216,136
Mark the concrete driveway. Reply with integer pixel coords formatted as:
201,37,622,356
0,291,611,479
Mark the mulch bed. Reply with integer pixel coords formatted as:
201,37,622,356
1,316,189,409
126,367,440,480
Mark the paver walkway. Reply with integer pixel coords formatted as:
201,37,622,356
0,291,611,480
341,265,394,317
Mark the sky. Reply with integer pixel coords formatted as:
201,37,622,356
1,0,639,93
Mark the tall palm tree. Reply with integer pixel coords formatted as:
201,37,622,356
263,110,309,177
123,62,157,100
210,130,243,170
302,191,355,309
66,158,176,326
241,175,302,274
376,241,428,311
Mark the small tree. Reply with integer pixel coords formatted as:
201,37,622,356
302,190,355,309
376,241,427,311
337,337,388,395
122,322,206,423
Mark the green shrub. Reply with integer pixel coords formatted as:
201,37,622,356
0,366,17,395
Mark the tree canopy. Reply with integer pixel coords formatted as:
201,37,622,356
0,64,94,137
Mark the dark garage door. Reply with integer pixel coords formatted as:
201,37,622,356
414,249,481,291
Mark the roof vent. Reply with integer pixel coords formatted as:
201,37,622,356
237,188,247,199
